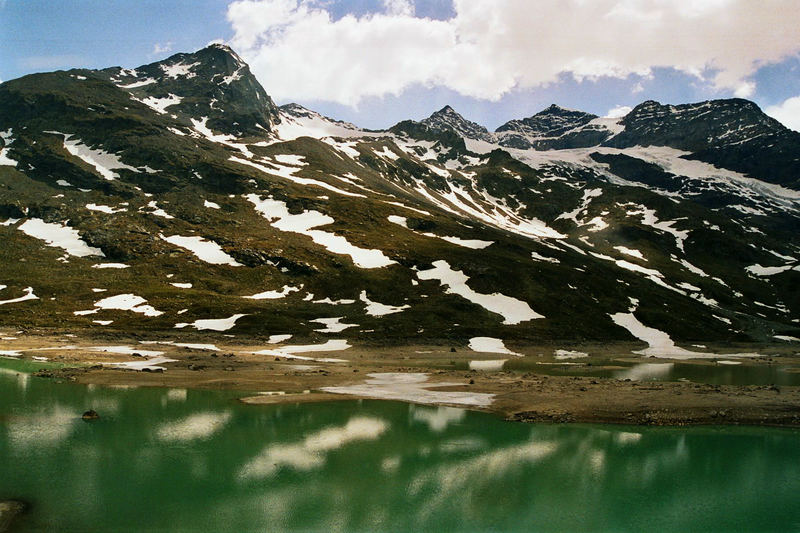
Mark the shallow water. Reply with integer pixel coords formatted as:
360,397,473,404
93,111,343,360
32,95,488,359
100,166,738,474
496,358,800,386
2,360,800,532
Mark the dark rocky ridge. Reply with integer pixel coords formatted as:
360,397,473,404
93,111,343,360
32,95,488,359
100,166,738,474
604,99,800,189
497,104,597,137
421,105,494,143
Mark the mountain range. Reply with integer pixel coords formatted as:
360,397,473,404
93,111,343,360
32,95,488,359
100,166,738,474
0,44,798,348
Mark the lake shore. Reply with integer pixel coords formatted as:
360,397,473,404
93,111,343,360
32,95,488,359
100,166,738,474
2,332,799,427
0,501,25,533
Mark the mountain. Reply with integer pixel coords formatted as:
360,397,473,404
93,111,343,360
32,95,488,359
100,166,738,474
99,43,281,136
605,99,800,188
0,45,798,349
495,104,616,150
420,105,495,143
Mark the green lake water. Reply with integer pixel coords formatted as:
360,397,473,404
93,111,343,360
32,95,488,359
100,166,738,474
2,358,800,532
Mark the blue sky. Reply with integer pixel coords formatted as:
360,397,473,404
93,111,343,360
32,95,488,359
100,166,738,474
2,0,800,131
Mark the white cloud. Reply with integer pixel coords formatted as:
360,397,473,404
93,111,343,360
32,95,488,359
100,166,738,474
152,42,174,56
383,0,414,16
766,95,800,131
734,80,756,98
606,105,633,118
227,0,800,106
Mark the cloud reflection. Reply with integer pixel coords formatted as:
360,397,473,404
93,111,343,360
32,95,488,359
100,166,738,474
156,412,232,442
239,416,388,479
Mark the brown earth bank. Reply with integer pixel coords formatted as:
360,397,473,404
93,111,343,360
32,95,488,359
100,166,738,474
2,332,799,427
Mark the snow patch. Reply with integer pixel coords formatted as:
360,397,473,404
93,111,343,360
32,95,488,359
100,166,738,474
468,337,521,356
161,61,199,79
160,235,242,266
311,317,358,333
360,290,410,317
86,203,125,214
0,287,38,306
18,219,104,257
244,285,301,300
247,195,395,269
0,129,17,167
135,94,182,114
175,314,247,331
76,294,163,317
614,246,646,260
417,260,543,325
91,263,129,269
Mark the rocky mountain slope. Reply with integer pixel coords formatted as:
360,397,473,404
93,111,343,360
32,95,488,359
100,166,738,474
0,44,798,349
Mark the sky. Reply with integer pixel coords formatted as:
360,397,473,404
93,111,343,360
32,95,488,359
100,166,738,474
2,0,800,131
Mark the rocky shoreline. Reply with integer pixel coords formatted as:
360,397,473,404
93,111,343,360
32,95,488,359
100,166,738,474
4,334,799,428
0,500,25,533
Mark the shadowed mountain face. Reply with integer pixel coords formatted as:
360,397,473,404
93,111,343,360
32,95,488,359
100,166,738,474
0,45,797,346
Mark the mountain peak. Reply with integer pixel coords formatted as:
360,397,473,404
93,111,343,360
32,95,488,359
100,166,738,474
543,103,577,113
100,44,280,136
421,105,492,142
496,104,596,138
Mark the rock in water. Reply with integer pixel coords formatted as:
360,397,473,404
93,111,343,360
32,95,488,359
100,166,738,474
82,409,100,420
0,500,26,532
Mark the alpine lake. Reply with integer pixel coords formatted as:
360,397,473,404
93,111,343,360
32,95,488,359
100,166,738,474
2,357,800,533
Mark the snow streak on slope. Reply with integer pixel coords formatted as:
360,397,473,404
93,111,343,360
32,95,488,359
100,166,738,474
274,105,373,141
230,156,365,198
410,179,565,240
610,310,758,359
387,215,493,249
417,260,543,325
0,287,38,306
47,132,138,180
247,195,395,269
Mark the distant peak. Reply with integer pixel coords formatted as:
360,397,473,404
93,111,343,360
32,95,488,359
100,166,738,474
420,104,491,140
537,103,586,115
206,42,234,51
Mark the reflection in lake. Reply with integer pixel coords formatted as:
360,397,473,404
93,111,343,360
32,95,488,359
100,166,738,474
1,360,799,532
